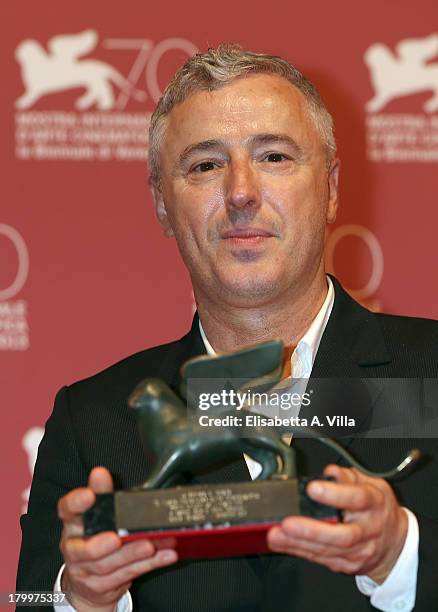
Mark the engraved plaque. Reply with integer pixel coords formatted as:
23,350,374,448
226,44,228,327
114,480,300,531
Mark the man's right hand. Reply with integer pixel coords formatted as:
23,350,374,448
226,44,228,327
58,467,178,612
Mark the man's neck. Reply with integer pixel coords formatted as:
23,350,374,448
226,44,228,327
195,274,329,354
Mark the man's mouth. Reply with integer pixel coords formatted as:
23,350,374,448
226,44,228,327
220,228,275,244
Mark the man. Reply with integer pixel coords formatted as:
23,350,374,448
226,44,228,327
17,45,438,611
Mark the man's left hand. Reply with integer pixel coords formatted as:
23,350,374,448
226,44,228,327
267,464,408,583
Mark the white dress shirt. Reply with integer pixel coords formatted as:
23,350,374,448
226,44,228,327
55,277,418,611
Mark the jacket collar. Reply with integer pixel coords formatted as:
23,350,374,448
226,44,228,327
311,275,391,377
164,313,206,390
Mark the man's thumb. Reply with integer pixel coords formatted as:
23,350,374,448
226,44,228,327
88,466,114,494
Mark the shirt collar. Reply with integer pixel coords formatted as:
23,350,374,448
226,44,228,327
198,276,334,378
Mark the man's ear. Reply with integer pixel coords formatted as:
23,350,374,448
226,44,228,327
151,184,174,237
326,158,340,224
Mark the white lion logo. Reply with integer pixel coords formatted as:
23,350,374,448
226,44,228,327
21,426,44,514
365,33,438,113
15,29,146,110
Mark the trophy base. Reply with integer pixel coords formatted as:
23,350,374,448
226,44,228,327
83,477,339,560
120,520,339,559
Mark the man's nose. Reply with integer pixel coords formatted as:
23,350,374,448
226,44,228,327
224,160,261,211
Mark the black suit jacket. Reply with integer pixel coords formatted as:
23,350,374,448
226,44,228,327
17,278,438,611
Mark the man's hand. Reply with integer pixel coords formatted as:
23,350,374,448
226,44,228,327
58,467,178,612
267,465,408,584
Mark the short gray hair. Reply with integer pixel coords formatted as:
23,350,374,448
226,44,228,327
148,44,336,187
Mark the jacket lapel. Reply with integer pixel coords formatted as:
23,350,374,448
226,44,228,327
154,314,207,390
312,276,391,377
295,277,392,474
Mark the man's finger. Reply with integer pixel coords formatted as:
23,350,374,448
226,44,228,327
76,539,158,576
324,465,384,489
273,516,364,547
267,524,373,559
79,549,178,594
61,531,121,564
323,464,361,484
58,488,95,522
88,467,114,494
306,479,377,511
58,468,113,522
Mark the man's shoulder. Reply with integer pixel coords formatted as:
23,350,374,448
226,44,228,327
372,311,438,373
330,277,438,369
374,311,438,350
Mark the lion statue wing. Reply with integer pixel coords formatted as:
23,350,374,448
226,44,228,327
396,34,438,63
47,29,98,59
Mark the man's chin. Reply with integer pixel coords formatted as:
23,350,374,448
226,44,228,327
216,276,282,304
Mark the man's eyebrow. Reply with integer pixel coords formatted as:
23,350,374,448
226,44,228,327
249,133,306,158
178,140,223,167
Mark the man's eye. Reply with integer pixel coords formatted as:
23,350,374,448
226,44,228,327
192,161,216,173
264,153,288,162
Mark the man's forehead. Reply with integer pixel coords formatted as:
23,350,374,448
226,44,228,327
172,74,306,115
163,74,315,146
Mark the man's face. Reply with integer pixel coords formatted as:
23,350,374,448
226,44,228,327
153,74,339,306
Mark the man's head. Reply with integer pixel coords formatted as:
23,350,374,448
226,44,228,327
149,44,336,188
148,45,339,310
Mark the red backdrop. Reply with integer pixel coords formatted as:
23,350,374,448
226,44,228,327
2,0,437,595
